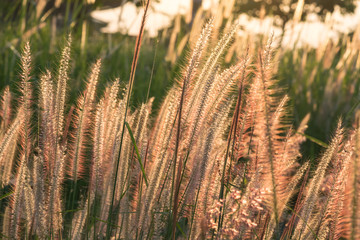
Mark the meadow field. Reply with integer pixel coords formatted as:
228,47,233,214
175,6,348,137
0,0,359,239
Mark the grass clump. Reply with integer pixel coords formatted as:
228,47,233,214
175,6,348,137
0,17,359,240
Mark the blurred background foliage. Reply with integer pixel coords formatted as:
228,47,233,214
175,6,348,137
1,0,360,159
0,0,177,110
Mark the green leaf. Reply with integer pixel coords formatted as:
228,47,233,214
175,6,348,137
297,132,328,148
0,191,13,201
125,121,148,186
176,222,187,238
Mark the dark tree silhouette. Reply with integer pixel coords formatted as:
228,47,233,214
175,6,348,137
234,0,356,29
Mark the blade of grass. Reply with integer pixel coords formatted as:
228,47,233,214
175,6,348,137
176,222,186,238
125,121,148,186
0,191,13,201
296,132,328,148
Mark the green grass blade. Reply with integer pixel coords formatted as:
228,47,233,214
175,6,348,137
176,222,187,238
297,132,328,148
125,121,148,186
0,191,13,201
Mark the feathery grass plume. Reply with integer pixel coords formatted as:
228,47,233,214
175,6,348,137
98,85,128,235
138,87,180,237
280,164,310,240
9,42,34,238
170,19,214,239
50,39,71,233
101,80,120,166
38,70,56,175
104,102,133,236
172,21,247,238
144,87,178,166
67,59,101,238
84,98,107,237
113,111,134,202
0,86,12,131
315,135,353,240
70,87,117,238
206,57,250,119
216,53,250,232
135,99,153,169
171,66,218,238
261,97,308,239
146,21,212,236
187,99,233,199
334,125,360,239
193,60,248,235
187,101,233,239
19,42,33,161
137,22,212,237
184,20,238,121
213,38,310,239
0,87,16,187
248,38,285,233
265,159,310,239
47,145,66,237
22,163,35,234
102,82,123,156
258,42,280,221
37,69,65,237
93,81,121,203
119,100,152,239
92,99,105,197
32,153,48,238
349,125,360,239
292,120,344,239
2,206,10,238
181,64,219,152
54,35,71,140
232,69,260,166
139,21,248,238
10,155,28,238
279,113,310,169
72,198,89,239
194,149,224,237
215,40,266,236
106,1,151,237
176,18,213,118
113,103,151,236
181,29,241,172
0,110,23,186
283,161,310,205
112,112,136,236
69,59,101,180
